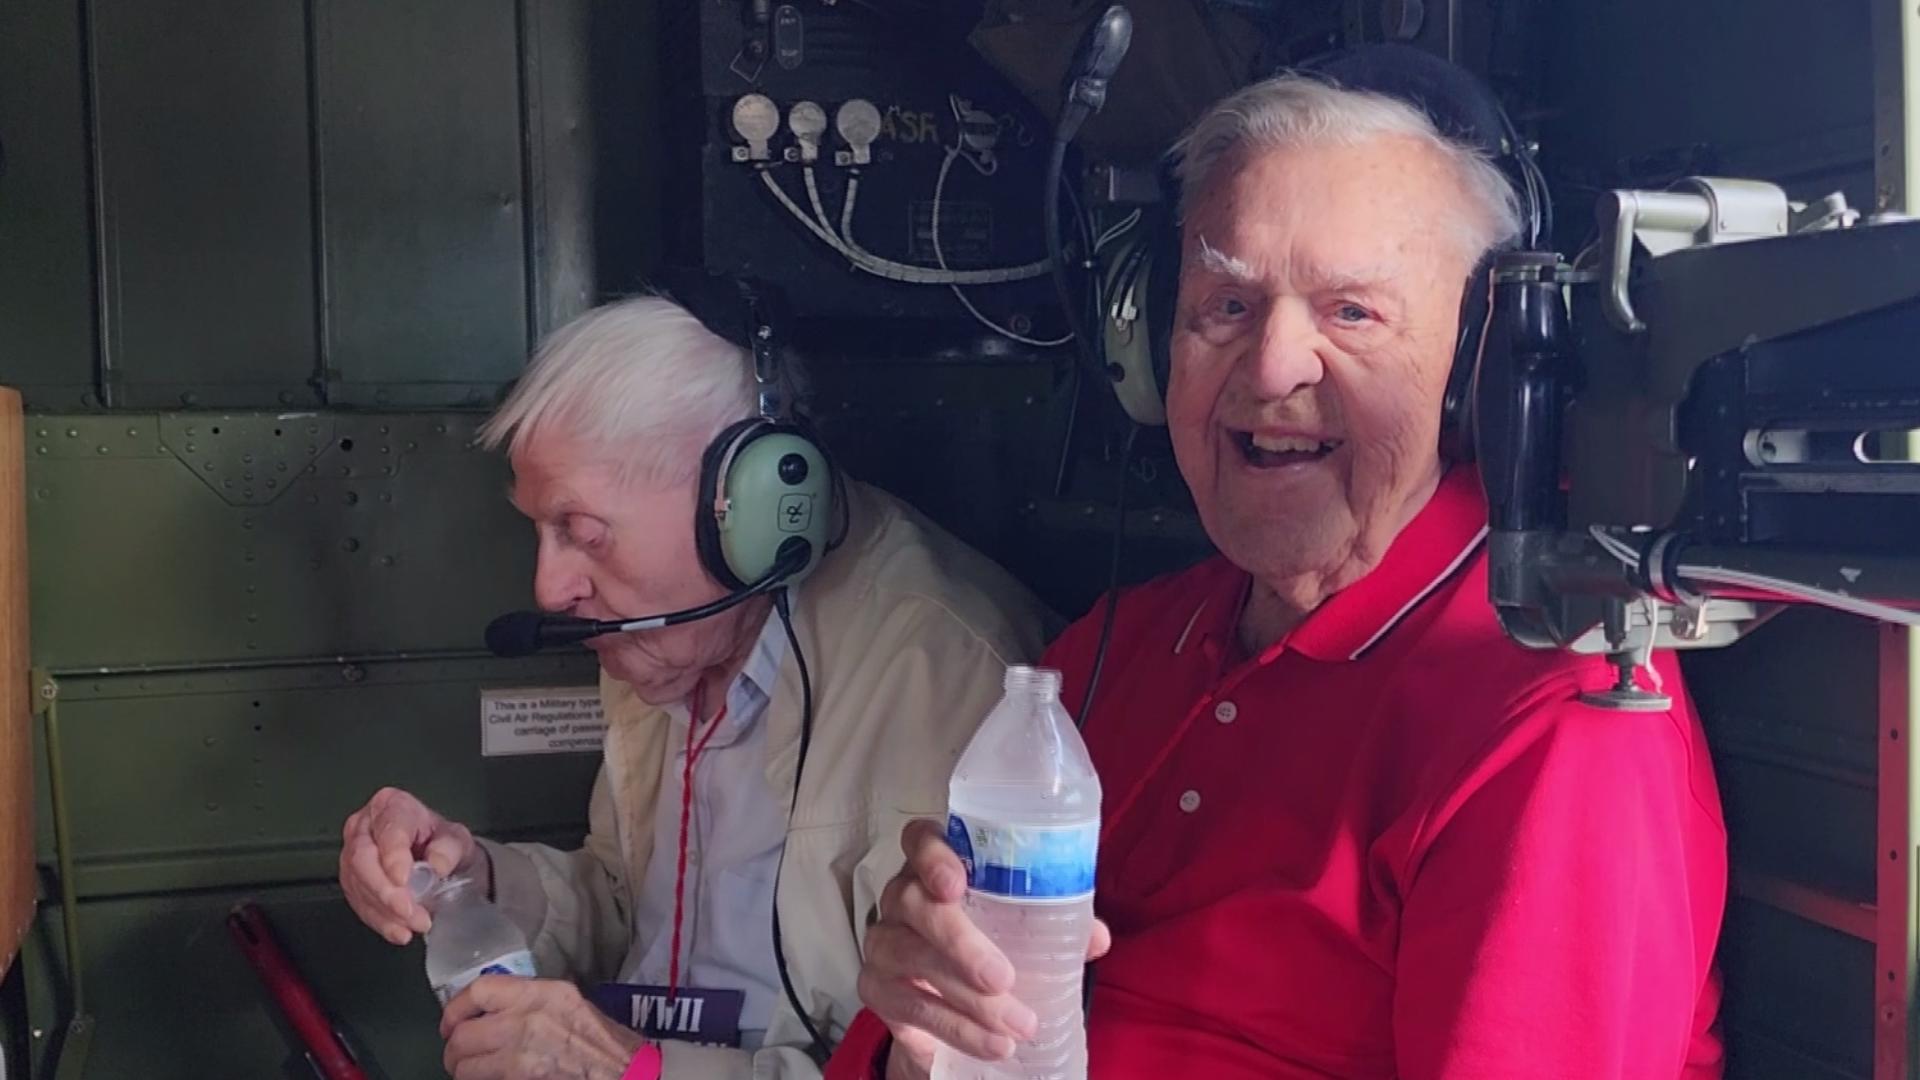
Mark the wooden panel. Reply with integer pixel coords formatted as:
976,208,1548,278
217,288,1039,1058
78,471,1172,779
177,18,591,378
0,389,30,974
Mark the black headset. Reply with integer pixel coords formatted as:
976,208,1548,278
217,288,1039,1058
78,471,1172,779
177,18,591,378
667,270,841,592
1099,43,1550,462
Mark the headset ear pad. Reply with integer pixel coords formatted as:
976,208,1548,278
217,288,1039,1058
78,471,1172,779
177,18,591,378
696,418,764,590
1145,203,1183,411
695,419,835,591
1441,253,1497,463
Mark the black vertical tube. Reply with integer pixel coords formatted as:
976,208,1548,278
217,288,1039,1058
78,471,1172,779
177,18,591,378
1475,251,1569,534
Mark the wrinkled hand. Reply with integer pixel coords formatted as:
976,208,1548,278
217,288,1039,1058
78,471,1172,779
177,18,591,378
440,976,645,1080
858,820,1111,1080
339,786,481,945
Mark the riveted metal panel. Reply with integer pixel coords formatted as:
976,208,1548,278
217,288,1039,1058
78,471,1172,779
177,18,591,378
25,413,539,669
152,413,333,507
316,0,528,405
26,883,453,1079
31,657,596,893
90,0,321,410
0,2,97,410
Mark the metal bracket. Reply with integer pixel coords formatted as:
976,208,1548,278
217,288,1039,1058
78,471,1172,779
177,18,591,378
1578,598,1675,712
787,100,826,164
1670,592,1712,642
31,669,55,715
833,99,880,167
1791,191,1864,232
157,415,333,508
30,668,93,1080
729,93,779,162
1599,178,1791,333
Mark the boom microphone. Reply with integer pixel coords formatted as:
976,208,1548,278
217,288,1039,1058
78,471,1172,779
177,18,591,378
483,539,810,658
1046,3,1135,393
484,611,614,658
1057,4,1134,145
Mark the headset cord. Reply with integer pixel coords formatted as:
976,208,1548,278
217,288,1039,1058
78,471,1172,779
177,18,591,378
1053,367,1084,499
1077,422,1140,731
771,589,833,1063
1063,420,1143,1024
1046,138,1109,391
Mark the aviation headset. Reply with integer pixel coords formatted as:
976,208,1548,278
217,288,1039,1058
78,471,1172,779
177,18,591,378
665,270,840,592
657,269,847,1060
1099,43,1550,462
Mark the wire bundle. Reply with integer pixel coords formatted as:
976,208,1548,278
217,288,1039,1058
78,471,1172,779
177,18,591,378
1588,526,1920,627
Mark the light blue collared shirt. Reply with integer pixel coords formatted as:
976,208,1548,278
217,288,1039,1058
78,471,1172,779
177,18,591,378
623,605,790,1047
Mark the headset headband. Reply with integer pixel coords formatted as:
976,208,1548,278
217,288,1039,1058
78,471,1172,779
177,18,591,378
733,276,789,422
1299,43,1547,249
661,267,798,424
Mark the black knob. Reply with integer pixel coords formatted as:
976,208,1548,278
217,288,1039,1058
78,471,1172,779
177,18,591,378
778,453,809,485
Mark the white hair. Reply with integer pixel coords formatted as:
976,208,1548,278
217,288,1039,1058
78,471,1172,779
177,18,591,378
1169,74,1524,264
476,295,758,486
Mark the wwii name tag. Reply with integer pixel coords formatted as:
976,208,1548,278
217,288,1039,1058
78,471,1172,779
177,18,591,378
590,983,746,1048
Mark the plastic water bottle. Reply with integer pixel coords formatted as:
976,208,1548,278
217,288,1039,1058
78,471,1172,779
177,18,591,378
933,665,1101,1080
409,861,537,1005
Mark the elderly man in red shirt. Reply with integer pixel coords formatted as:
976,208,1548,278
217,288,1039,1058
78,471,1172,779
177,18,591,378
826,62,1728,1080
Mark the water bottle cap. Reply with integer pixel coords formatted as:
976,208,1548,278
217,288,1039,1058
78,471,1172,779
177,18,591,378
408,861,470,907
1004,664,1062,699
408,861,441,903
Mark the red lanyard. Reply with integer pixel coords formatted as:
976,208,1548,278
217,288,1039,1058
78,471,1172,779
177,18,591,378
669,681,728,999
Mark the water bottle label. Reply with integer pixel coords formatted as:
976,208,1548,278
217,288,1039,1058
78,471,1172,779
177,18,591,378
432,948,537,1005
946,813,1097,900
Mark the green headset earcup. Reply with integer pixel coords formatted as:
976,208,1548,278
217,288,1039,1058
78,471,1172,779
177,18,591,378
706,427,833,588
1099,205,1183,428
1442,252,1498,463
1101,229,1168,426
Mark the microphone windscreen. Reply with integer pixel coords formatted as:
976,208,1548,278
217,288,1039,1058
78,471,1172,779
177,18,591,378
1057,5,1133,143
1075,5,1133,83
485,611,548,658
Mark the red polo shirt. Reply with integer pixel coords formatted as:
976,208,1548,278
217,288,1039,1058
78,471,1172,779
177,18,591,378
829,467,1727,1079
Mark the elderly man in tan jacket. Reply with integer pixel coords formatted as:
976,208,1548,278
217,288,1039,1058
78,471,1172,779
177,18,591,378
336,293,1050,1080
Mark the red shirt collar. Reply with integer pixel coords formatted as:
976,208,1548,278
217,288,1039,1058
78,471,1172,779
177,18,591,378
1180,466,1490,666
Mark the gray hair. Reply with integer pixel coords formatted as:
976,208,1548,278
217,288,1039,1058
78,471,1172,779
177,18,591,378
1169,74,1524,264
477,295,758,486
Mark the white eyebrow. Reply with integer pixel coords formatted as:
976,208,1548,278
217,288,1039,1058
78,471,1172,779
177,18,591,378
1196,236,1256,282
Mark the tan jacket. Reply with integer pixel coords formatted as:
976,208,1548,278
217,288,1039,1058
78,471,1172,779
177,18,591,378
480,481,1052,1078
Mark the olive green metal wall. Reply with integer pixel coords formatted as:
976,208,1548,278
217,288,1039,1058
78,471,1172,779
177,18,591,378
0,1,620,1075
